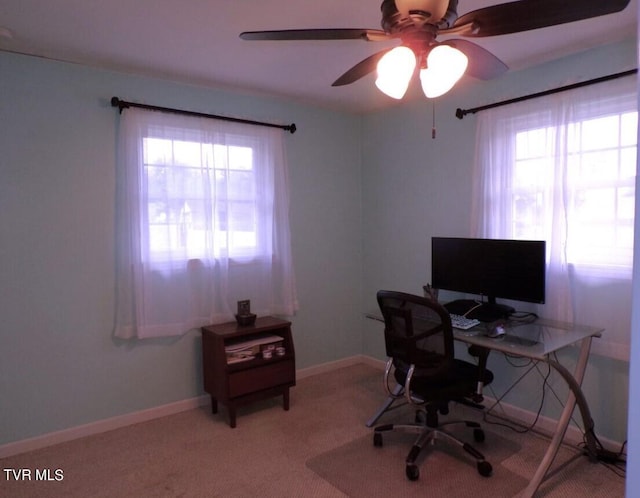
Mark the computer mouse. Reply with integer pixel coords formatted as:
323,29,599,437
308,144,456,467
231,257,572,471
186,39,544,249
486,324,506,338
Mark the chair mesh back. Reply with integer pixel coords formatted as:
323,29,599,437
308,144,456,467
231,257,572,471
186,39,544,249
377,291,454,377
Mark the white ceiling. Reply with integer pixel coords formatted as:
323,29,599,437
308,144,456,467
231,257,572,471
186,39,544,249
0,0,637,113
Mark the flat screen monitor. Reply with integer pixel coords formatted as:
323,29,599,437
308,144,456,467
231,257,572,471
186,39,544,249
431,237,546,322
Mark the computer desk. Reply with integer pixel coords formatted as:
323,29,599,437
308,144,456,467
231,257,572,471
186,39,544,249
365,315,603,498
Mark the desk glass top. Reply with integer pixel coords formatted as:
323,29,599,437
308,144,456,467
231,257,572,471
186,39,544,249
453,318,603,360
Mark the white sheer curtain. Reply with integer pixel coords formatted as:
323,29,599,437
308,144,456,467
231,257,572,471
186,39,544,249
115,108,298,339
471,76,637,360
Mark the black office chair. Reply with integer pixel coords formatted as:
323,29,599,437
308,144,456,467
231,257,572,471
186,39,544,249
373,290,494,481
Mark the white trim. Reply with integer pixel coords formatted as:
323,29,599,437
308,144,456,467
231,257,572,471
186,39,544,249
296,354,384,379
1,357,371,458
360,355,622,449
0,355,621,459
481,395,588,447
0,395,208,459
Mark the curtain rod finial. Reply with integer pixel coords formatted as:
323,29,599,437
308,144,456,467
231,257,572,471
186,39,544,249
111,97,130,113
288,123,297,134
455,108,466,120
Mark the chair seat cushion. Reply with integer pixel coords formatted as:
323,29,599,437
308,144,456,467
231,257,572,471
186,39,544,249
394,358,493,401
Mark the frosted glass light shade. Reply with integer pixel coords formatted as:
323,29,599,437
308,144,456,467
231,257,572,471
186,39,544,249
420,45,468,98
375,46,416,99
395,0,448,20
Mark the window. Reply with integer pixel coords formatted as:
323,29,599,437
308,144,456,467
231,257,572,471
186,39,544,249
115,108,298,339
512,108,637,272
144,137,262,262
472,75,637,359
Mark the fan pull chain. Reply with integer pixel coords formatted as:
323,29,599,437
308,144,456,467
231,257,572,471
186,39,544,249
432,102,436,139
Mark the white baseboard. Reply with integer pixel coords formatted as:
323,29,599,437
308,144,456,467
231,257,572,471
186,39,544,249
0,355,621,458
0,395,209,459
357,355,623,450
297,354,384,379
481,395,584,445
481,395,622,451
1,357,371,459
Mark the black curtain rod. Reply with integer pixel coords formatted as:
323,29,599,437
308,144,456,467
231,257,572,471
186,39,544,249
110,97,297,134
455,69,637,120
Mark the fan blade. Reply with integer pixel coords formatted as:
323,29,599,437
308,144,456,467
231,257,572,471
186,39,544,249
448,0,631,37
240,28,391,42
332,48,394,86
443,39,507,80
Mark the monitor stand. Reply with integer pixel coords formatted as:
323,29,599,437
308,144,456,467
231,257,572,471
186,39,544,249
444,299,479,316
444,299,514,322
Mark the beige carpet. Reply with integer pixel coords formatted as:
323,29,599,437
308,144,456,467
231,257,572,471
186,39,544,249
307,428,527,498
0,363,626,497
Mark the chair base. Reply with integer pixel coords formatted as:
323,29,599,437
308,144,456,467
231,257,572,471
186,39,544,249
366,381,489,428
373,419,493,481
365,383,405,427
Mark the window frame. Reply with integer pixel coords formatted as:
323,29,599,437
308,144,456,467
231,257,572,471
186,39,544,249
141,131,271,266
506,100,637,276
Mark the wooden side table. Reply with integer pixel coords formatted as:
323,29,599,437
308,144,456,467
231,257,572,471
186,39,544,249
201,316,296,428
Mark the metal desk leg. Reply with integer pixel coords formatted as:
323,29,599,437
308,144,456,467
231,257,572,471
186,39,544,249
520,336,594,498
366,383,403,427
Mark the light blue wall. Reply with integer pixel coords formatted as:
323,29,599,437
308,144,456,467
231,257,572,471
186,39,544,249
0,52,363,444
0,37,636,449
360,38,637,444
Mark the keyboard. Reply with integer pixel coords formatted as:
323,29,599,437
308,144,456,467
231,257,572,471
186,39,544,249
450,314,481,330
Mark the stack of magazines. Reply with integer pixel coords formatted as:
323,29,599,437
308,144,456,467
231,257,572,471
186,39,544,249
225,334,284,364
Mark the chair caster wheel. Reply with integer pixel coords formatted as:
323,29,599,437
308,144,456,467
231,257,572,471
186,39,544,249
477,460,493,477
373,432,383,447
474,428,485,443
406,464,419,481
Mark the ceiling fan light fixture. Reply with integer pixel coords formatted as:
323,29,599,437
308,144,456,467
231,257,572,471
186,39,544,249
419,44,468,98
375,46,416,99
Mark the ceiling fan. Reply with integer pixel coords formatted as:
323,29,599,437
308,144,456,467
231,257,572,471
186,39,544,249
240,0,631,99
